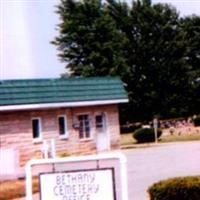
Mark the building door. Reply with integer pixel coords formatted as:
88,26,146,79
96,113,110,151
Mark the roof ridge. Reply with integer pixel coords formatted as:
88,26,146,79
0,76,120,83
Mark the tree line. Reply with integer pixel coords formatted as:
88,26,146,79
52,0,200,123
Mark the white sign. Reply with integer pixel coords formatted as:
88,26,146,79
40,168,116,200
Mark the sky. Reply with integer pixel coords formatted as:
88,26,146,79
0,0,200,80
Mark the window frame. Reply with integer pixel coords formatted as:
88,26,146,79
77,113,92,141
58,115,68,139
32,117,42,143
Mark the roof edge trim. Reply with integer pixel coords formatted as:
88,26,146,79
0,99,128,111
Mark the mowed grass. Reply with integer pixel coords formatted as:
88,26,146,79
0,177,39,200
120,133,137,145
160,133,200,143
121,132,200,146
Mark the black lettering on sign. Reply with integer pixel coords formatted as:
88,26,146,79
61,194,91,200
54,186,59,196
52,172,105,199
56,175,61,185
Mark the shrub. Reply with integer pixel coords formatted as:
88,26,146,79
133,128,162,143
148,176,200,200
193,115,200,126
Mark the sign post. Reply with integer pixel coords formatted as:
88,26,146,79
153,118,158,143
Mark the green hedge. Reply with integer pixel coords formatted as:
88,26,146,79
148,176,200,200
193,115,200,126
133,128,162,143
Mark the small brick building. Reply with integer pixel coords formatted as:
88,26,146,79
0,77,128,179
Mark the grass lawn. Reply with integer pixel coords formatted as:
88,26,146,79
121,133,137,145
161,133,200,143
0,177,39,200
121,132,200,146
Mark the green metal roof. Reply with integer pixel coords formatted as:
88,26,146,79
0,77,128,106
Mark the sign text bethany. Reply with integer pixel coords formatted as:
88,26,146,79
40,169,115,200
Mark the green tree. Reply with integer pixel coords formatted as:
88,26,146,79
181,16,200,114
53,0,127,77
128,2,192,119
53,0,199,122
108,1,192,120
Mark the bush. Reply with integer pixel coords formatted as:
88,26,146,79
193,115,200,126
133,128,162,143
148,176,200,200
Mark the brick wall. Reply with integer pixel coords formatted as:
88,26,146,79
0,104,120,167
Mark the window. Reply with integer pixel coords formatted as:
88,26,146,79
78,114,91,139
32,118,41,140
58,116,68,138
95,113,106,133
